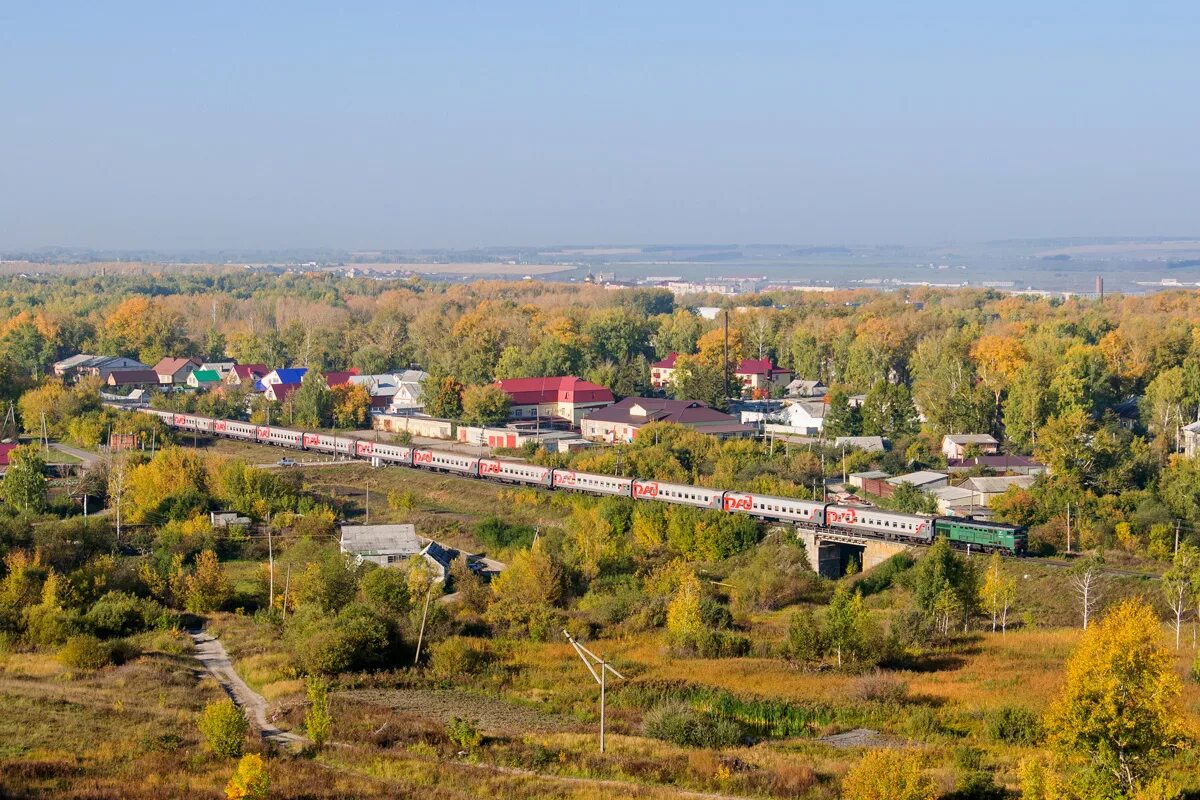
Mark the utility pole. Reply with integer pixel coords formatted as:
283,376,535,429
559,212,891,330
1175,520,1181,557
282,564,291,622
414,584,434,665
723,309,730,402
1065,502,1071,555
564,630,626,754
267,515,275,612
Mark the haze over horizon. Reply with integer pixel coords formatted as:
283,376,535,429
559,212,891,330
3,2,1198,252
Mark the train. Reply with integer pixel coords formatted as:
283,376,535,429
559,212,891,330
138,409,1027,555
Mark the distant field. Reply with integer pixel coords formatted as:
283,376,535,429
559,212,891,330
332,261,573,275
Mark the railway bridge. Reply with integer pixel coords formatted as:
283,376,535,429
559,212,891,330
792,526,912,579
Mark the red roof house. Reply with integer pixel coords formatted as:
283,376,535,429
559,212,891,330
492,376,615,427
582,397,754,442
322,369,360,388
0,443,17,472
227,364,268,386
650,352,680,389
734,358,792,394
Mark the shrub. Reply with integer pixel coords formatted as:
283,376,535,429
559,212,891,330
853,671,909,705
84,591,173,638
358,567,410,616
58,635,112,670
642,702,744,748
1190,652,1200,684
429,637,490,679
200,699,248,758
987,704,1041,744
446,717,482,749
473,516,536,550
841,749,935,800
289,604,392,674
225,753,269,800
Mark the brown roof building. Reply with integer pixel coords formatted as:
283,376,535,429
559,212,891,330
581,397,755,443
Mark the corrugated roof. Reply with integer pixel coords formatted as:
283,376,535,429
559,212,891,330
340,524,420,555
651,352,679,369
494,376,613,405
585,397,737,426
190,369,221,383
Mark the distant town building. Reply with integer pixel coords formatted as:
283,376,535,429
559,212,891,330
322,369,359,388
187,369,222,389
105,369,160,389
941,434,1000,460
581,397,754,442
154,356,203,386
1184,421,1200,458
887,471,949,491
226,364,269,387
262,368,308,389
834,435,886,453
650,353,679,389
960,475,1036,505
492,376,614,427
201,361,238,377
848,470,890,489
784,379,827,398
946,454,1047,476
734,358,792,394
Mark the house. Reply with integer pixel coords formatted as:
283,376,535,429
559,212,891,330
322,369,359,388
848,470,890,489
650,353,679,389
493,376,614,427
734,358,792,395
54,354,149,382
263,367,308,387
339,524,456,580
929,485,978,514
887,470,949,491
1184,421,1200,458
740,398,826,435
785,379,827,398
581,397,755,443
226,364,269,387
834,435,886,453
350,370,428,414
210,510,251,528
941,434,1000,460
153,356,202,386
960,475,1036,505
186,369,222,389
265,382,301,403
946,454,1048,476
201,361,237,377
105,369,160,389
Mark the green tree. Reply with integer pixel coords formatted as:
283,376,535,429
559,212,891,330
825,583,867,667
225,753,270,800
485,539,562,639
421,374,465,420
823,387,861,438
460,384,512,427
1045,599,1188,794
292,371,333,428
782,607,824,663
1003,365,1050,452
860,380,918,438
979,552,1017,633
670,355,728,410
911,536,978,626
1,445,46,513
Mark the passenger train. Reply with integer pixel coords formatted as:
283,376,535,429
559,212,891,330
138,409,1027,554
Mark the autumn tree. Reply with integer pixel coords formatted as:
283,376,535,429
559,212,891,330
485,539,561,640
225,754,269,800
665,570,709,653
696,326,744,369
1045,599,1188,794
292,372,333,428
1068,554,1103,630
185,549,230,613
670,354,728,410
1161,545,1195,650
460,384,511,427
860,380,917,439
979,552,1017,633
823,387,861,438
330,383,371,429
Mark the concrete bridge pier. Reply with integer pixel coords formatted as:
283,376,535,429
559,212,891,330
794,527,911,579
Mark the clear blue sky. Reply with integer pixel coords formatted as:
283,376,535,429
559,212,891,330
2,1,1197,251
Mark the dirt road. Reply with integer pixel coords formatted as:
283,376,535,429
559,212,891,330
188,626,307,750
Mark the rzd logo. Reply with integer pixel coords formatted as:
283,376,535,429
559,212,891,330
830,508,857,525
357,442,374,456
414,451,433,464
633,482,659,498
556,471,577,486
481,462,501,474
304,434,320,446
213,421,227,432
256,427,270,439
723,495,753,511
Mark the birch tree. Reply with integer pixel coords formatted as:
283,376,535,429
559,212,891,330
1068,554,1103,630
980,552,1018,634
1162,545,1196,650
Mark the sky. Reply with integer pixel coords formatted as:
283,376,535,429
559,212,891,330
1,1,1198,251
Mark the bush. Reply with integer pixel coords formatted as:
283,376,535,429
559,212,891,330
841,749,935,800
429,637,491,679
289,604,393,675
199,699,248,758
987,705,1041,744
359,567,410,616
642,702,744,748
304,676,332,747
58,635,112,670
225,753,270,800
446,717,482,749
84,591,173,638
853,671,909,705
473,516,536,550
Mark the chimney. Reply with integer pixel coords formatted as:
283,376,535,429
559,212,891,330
1095,275,1104,300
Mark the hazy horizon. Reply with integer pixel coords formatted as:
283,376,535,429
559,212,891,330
3,2,1199,251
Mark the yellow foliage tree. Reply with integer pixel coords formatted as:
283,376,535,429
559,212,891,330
485,539,561,639
665,570,707,651
225,753,269,800
697,327,744,368
841,749,935,800
1045,599,1189,793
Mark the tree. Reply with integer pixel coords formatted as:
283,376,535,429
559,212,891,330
979,552,1017,634
841,749,935,800
665,570,708,653
304,675,332,747
825,583,867,667
460,384,512,427
1068,554,1103,630
860,380,917,438
1045,599,1188,793
485,539,561,639
421,374,464,420
225,754,269,800
887,481,937,515
823,387,861,438
330,383,371,429
1161,546,1195,650
292,371,333,428
185,550,230,613
670,355,728,410
782,607,824,663
1,445,46,513
200,699,248,758
1003,366,1050,451
911,537,978,629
